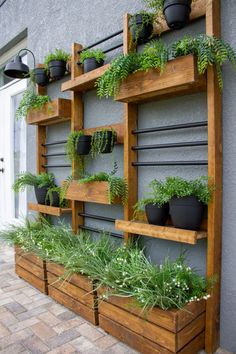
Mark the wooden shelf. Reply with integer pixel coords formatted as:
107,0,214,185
115,220,207,245
28,203,72,216
61,64,110,92
83,123,124,144
66,181,121,205
115,55,206,103
27,98,71,126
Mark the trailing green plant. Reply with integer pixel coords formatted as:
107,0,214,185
143,0,195,17
65,131,85,172
13,172,55,192
90,129,117,158
45,186,68,208
80,49,106,64
140,39,169,72
44,48,70,73
129,11,155,48
79,163,128,205
15,88,51,120
170,34,236,89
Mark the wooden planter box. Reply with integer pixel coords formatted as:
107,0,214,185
47,262,98,325
98,293,206,354
65,180,121,205
15,246,47,294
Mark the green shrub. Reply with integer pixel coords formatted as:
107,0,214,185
13,172,55,192
16,89,50,120
44,48,70,73
80,49,105,64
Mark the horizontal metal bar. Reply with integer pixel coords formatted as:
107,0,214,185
79,225,123,239
103,42,123,54
42,164,71,168
132,121,208,135
78,29,123,53
132,160,208,166
79,213,115,223
42,153,67,157
42,140,67,147
132,141,208,151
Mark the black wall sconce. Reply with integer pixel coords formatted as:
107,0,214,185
4,48,35,79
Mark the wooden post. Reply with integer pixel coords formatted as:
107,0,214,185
205,1,222,353
70,43,84,233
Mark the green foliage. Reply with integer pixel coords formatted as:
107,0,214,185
143,0,164,14
15,88,50,120
13,172,55,192
170,34,236,89
45,186,67,208
65,131,84,174
44,48,70,72
79,163,128,205
80,49,106,64
90,129,117,158
140,39,169,72
129,11,155,47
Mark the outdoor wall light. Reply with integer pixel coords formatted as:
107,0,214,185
4,48,35,79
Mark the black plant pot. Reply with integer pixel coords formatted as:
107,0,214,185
93,131,116,154
34,186,49,205
169,196,204,230
129,14,153,44
48,60,67,80
163,0,192,30
34,68,49,87
83,58,104,73
76,135,92,155
46,191,60,207
145,203,169,226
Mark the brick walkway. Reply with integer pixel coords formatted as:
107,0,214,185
0,241,232,354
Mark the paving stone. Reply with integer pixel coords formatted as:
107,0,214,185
0,342,26,354
0,309,18,327
12,293,33,305
77,322,104,342
0,324,10,339
9,316,40,333
46,328,80,349
70,336,95,352
5,301,27,315
48,303,68,317
39,311,62,327
31,321,57,341
95,334,118,350
46,343,77,354
16,305,48,321
0,328,33,350
57,310,77,321
53,318,85,334
22,334,50,353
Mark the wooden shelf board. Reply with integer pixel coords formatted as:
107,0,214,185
115,220,207,245
27,98,71,126
66,181,121,205
28,203,72,216
61,64,110,92
83,123,124,144
115,55,207,104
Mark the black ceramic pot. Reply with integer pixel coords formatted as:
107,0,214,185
34,68,49,86
93,130,116,154
46,191,60,207
169,196,204,230
76,135,92,155
129,14,153,44
34,186,49,205
48,60,66,80
145,203,169,226
163,0,192,30
83,58,104,73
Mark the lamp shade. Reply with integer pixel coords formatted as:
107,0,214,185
4,55,30,78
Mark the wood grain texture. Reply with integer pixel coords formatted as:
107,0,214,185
28,203,71,216
71,43,83,80
115,55,206,103
15,246,44,267
27,98,71,125
66,181,121,205
36,125,46,173
83,123,124,144
15,265,47,293
15,255,46,280
115,220,207,244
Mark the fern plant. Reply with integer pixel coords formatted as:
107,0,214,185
129,11,155,48
16,88,51,120
13,172,55,192
65,131,85,173
45,186,68,208
170,34,236,89
44,48,70,73
90,129,117,158
80,49,105,64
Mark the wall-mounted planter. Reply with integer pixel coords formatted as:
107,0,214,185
98,292,205,354
164,0,192,30
65,181,121,205
145,203,169,226
129,14,153,44
28,203,71,217
34,67,49,87
76,135,92,155
47,262,98,325
92,130,117,154
83,58,104,73
15,246,47,294
27,98,71,126
34,186,60,207
48,60,67,80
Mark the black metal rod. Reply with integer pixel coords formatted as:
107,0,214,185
79,213,115,223
42,140,67,147
78,29,123,53
132,161,208,166
42,164,71,168
103,42,123,54
79,225,123,239
42,153,67,157
132,141,208,151
132,121,208,135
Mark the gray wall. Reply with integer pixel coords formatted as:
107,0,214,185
1,0,236,352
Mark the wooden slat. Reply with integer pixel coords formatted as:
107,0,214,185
15,255,45,280
177,313,205,350
115,220,207,244
15,246,44,267
115,55,206,103
66,181,121,205
83,123,124,144
205,1,222,353
27,98,71,125
48,286,98,325
28,203,71,217
15,265,47,294
37,125,46,173
61,64,110,93
48,273,95,308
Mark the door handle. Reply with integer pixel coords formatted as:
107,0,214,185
0,168,4,173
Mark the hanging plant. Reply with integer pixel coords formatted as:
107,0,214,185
31,67,49,87
16,88,51,120
80,49,106,73
90,129,117,158
129,11,155,47
44,48,70,80
65,131,86,177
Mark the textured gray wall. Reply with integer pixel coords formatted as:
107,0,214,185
1,0,236,352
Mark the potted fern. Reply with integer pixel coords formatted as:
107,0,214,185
129,11,154,46
134,179,169,226
80,49,106,73
44,48,70,80
90,129,117,158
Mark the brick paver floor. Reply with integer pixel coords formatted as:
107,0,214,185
0,240,233,354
